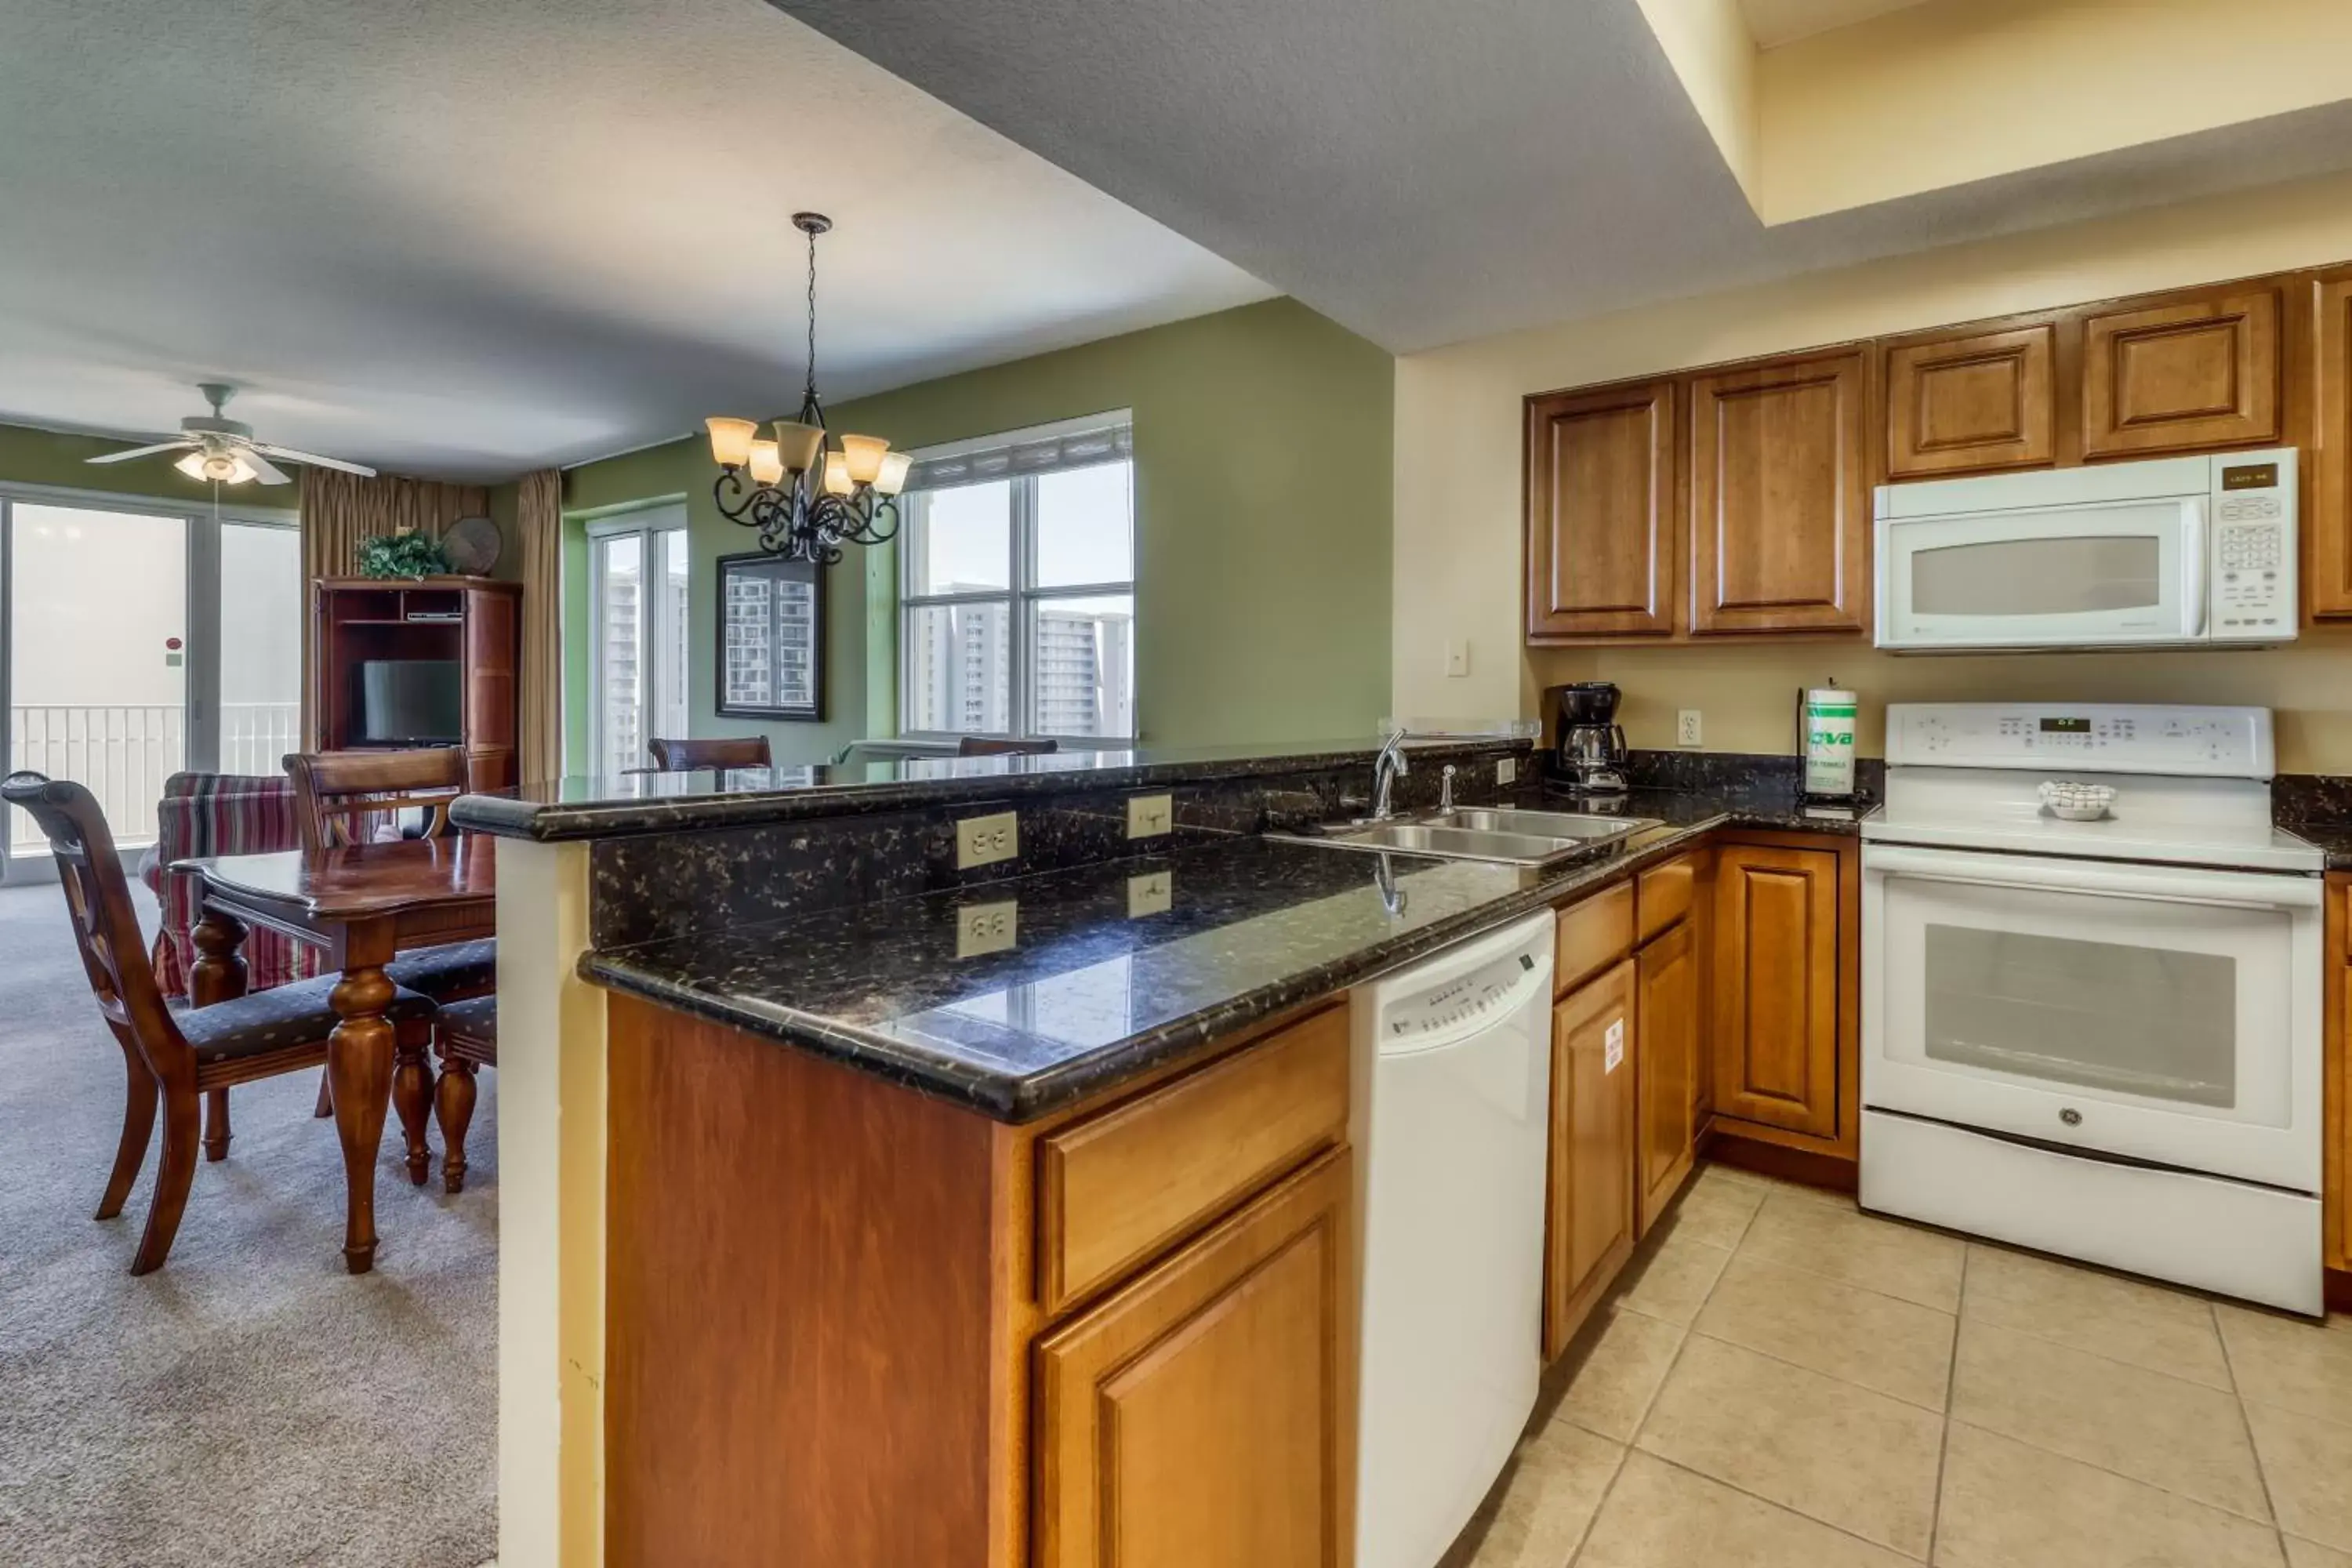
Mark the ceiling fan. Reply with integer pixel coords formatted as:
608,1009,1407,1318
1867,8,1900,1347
83,383,376,486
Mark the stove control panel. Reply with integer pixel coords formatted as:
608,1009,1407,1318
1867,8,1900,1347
1884,702,2276,779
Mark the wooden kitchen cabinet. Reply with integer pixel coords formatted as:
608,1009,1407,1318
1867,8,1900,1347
2079,283,2282,459
1711,841,1843,1144
1544,959,1639,1361
1635,917,1701,1237
1034,1150,1355,1568
2327,876,2349,1277
2310,273,2352,619
1525,379,1679,639
1687,348,1871,635
1882,323,2057,479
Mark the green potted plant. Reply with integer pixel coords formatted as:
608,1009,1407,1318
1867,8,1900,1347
356,528,450,580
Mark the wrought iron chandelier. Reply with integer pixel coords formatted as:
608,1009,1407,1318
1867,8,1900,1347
706,213,909,564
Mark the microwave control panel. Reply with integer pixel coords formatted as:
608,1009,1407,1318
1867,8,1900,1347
2209,450,2297,641
1885,703,2276,778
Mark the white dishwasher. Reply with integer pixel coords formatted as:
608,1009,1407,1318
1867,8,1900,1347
1354,912,1555,1568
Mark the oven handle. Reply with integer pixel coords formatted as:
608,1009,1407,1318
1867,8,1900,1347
1864,844,2322,910
2183,496,2209,638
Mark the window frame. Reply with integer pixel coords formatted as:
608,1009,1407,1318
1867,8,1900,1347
896,422,1137,745
586,505,688,776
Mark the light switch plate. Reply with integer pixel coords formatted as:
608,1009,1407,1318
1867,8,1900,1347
956,811,1018,869
1677,710,1704,748
1495,757,1518,786
1127,793,1174,839
956,900,1018,958
1127,870,1172,918
1444,639,1471,677
1603,1018,1626,1073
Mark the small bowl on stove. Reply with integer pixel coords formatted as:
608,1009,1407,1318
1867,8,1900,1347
2038,780,2116,822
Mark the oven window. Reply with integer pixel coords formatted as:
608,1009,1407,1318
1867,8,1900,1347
1922,925,2236,1106
1911,535,2161,616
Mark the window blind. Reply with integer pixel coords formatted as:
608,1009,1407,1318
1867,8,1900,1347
904,419,1133,493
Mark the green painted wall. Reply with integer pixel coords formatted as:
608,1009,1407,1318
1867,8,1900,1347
559,296,1394,768
0,420,300,507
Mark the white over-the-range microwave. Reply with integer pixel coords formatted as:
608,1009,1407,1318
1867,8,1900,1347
1875,447,2298,652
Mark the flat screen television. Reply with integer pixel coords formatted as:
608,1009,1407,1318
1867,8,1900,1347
352,659,463,745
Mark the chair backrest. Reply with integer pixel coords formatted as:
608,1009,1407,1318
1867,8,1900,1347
2,772,185,1072
957,736,1060,757
648,735,773,771
285,747,466,854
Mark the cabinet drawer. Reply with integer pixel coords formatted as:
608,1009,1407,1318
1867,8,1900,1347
1037,1004,1349,1317
1636,855,1700,946
1557,880,1635,995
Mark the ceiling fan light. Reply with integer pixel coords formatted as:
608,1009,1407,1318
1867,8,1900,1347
706,416,759,470
747,439,786,486
875,451,913,496
173,450,209,481
838,433,890,485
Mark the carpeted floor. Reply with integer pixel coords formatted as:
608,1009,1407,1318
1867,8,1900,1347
0,877,497,1567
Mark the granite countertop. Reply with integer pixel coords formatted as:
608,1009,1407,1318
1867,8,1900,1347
452,735,1529,842
2285,819,2352,871
579,781,1875,1122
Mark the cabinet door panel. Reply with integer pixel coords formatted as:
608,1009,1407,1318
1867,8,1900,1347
2313,275,2352,619
1544,960,1637,1361
1526,380,1677,639
1712,845,1839,1139
1689,351,1870,634
2082,287,2281,458
1635,920,1700,1236
1035,1149,1353,1568
1885,325,2056,478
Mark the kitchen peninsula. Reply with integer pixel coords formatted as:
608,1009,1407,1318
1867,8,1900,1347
456,738,1893,1568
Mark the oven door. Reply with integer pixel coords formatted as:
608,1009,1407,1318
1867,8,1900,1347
1863,844,2322,1191
1876,497,2205,649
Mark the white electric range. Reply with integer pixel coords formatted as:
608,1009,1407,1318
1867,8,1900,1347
1860,702,2328,1314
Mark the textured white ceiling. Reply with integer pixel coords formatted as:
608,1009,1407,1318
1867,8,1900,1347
771,0,2352,355
0,0,1271,479
1737,0,1931,49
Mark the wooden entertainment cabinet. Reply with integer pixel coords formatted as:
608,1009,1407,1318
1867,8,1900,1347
312,576,521,790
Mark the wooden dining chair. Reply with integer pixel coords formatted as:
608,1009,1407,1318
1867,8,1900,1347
647,735,773,771
2,771,439,1274
285,748,497,1123
957,736,1061,757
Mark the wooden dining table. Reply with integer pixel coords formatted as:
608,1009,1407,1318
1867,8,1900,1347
172,834,496,1273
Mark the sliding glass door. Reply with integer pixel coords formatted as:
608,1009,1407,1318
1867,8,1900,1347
588,507,688,779
2,488,299,880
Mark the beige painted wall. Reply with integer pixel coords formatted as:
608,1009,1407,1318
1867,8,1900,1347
1392,167,2352,775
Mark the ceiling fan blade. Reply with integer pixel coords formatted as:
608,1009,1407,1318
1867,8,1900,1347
250,442,376,477
240,450,292,485
85,440,194,465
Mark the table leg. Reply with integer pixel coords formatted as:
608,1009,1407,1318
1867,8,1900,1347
328,924,397,1275
190,909,250,1162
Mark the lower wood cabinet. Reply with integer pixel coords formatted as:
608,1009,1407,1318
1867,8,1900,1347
1544,958,1639,1361
1635,918,1701,1236
1034,1149,1355,1568
2328,876,2349,1276
1711,841,1844,1145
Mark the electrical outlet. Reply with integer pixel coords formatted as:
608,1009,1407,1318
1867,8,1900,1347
1495,756,1518,786
1127,870,1173,918
1444,639,1471,678
956,811,1019,869
955,900,1018,958
1127,793,1174,839
1676,710,1703,748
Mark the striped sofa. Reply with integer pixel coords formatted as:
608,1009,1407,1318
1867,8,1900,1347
138,771,325,999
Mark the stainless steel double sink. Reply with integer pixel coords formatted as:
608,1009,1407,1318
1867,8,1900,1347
1269,806,1661,868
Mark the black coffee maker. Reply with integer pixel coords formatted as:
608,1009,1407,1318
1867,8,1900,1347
1550,682,1629,794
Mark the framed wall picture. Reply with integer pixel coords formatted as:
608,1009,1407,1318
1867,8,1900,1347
715,552,824,721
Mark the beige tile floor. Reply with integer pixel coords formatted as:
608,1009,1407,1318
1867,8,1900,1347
1445,1160,2352,1568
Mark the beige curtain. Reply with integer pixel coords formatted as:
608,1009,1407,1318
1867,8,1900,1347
299,469,491,747
515,469,563,784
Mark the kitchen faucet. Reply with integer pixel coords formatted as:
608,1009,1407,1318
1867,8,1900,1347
1372,727,1412,820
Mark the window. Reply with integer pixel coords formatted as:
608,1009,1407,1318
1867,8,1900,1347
898,415,1135,742
589,507,688,777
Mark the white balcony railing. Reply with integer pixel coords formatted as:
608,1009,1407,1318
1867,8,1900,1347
7,701,299,853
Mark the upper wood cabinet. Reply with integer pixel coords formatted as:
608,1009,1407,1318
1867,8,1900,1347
1884,324,2056,479
2312,274,2352,619
1711,843,1841,1142
2081,285,2282,459
1635,916,1701,1237
1034,1150,1355,1568
1688,350,1871,635
1544,958,1638,1362
1526,379,1679,639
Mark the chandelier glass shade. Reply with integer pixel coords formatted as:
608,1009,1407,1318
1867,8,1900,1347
706,213,905,564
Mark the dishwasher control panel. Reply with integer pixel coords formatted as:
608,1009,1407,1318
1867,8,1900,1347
1385,949,1541,1040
